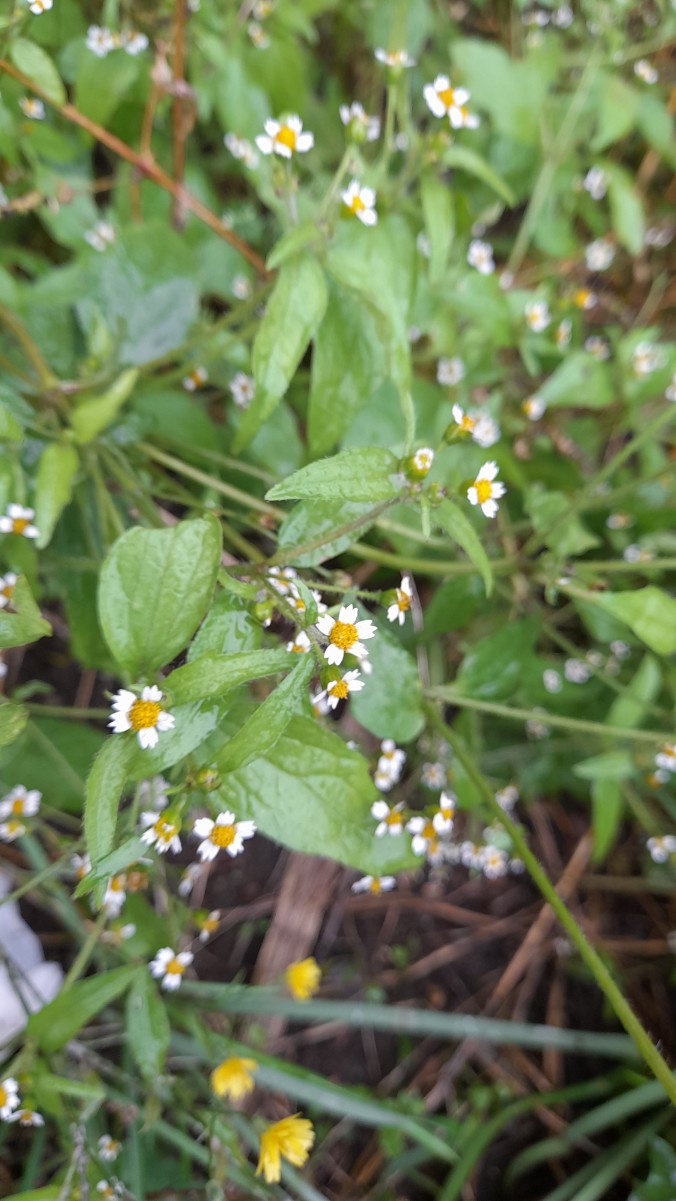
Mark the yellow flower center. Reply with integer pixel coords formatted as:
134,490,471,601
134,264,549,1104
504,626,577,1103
329,620,358,651
1,584,13,600
368,878,382,894
437,86,455,108
456,104,469,122
0,1086,6,1107
458,414,475,432
275,125,296,151
348,193,365,214
154,818,177,841
5,819,22,836
397,593,411,612
11,518,29,534
209,823,236,848
11,799,24,815
165,956,184,975
385,811,401,827
574,289,591,307
291,641,306,653
475,479,492,504
129,698,161,731
329,679,349,700
109,875,125,893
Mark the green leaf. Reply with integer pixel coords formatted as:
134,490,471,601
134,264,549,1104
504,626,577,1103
421,173,455,283
276,499,379,567
432,498,493,596
538,352,613,409
98,518,222,678
74,50,140,127
26,966,137,1053
220,715,417,874
455,620,536,701
235,255,328,449
607,656,661,729
0,576,51,650
125,698,231,782
307,280,386,456
1,715,102,814
574,751,634,781
70,369,139,443
214,653,315,774
75,836,147,897
3,1189,61,1201
188,591,261,658
592,73,638,152
33,442,79,549
630,1137,676,1201
0,402,22,442
266,220,322,270
0,702,28,749
267,447,401,504
351,619,425,743
526,487,599,559
11,38,65,105
591,777,624,866
441,145,515,206
585,588,676,656
126,969,171,1081
166,649,295,705
604,165,645,255
84,735,133,866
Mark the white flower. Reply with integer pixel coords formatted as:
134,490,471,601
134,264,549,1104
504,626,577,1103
0,786,41,821
387,577,412,625
19,98,45,120
178,862,202,897
407,815,444,857
437,357,465,386
97,1182,124,1200
632,341,664,377
183,365,207,391
71,852,91,881
84,221,116,252
232,274,251,299
9,1108,44,1126
319,669,365,710
371,800,404,837
655,744,676,774
0,504,39,538
623,543,652,563
525,300,550,332
197,909,222,943
230,372,255,408
374,48,415,69
0,1078,20,1120
140,811,181,855
101,922,136,946
109,686,175,750
522,395,546,421
564,658,590,684
98,1135,121,1162
351,875,396,894
224,133,259,168
481,846,509,878
342,180,377,226
138,776,170,811
248,21,270,49
552,4,573,26
379,739,406,777
316,604,376,666
496,784,518,812
409,447,435,479
121,30,149,55
421,761,446,790
267,566,297,596
634,59,658,84
256,115,313,158
192,811,256,861
102,874,126,917
434,791,456,833
86,26,116,56
0,819,26,842
585,336,610,361
606,511,633,530
287,630,311,654
543,669,562,694
149,947,194,991
28,0,52,12
467,461,506,518
467,239,495,274
609,640,630,660
374,767,396,791
666,373,676,402
449,101,479,130
339,101,380,142
473,413,500,448
585,238,614,271
583,166,607,200
645,224,674,249
555,319,572,349
424,76,469,118
647,835,676,864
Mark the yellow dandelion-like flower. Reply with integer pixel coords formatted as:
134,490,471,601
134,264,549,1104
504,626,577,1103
210,1056,257,1101
256,1114,315,1183
284,957,321,1001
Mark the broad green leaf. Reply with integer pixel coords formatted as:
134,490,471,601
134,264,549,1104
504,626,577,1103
591,777,624,863
605,165,645,255
188,591,261,658
308,280,386,456
0,702,28,749
11,38,65,106
75,836,147,897
214,653,314,774
125,698,232,782
276,498,379,567
34,442,79,548
451,38,555,147
586,588,676,656
267,447,401,504
235,255,328,449
26,965,137,1053
607,656,661,729
126,969,171,1081
0,576,51,650
526,487,599,559
351,620,425,743
166,649,295,705
433,498,493,596
74,50,140,127
98,518,222,678
538,353,613,409
267,220,322,269
423,577,483,637
455,620,536,701
441,145,515,206
0,402,22,442
574,751,635,781
70,369,139,443
592,73,638,151
630,1137,676,1201
421,173,455,283
220,715,417,874
84,735,134,865
3,1190,61,1201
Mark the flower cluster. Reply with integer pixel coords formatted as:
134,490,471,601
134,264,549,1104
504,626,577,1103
85,27,149,57
0,785,41,843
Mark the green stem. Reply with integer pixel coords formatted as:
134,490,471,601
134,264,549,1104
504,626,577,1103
423,702,676,1106
428,686,670,745
350,543,516,576
61,909,108,990
139,442,278,516
0,303,58,393
268,499,397,566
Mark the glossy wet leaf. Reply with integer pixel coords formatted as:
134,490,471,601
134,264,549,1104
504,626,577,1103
267,447,401,503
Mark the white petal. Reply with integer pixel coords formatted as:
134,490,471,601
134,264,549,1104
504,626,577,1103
324,644,344,665
274,141,293,158
339,604,358,624
477,461,498,481
316,613,335,636
111,690,135,713
109,712,132,733
156,711,175,731
467,487,479,506
142,685,163,702
255,135,273,154
387,604,399,622
359,208,377,226
371,801,389,818
216,810,236,826
161,973,182,990
355,619,376,639
296,132,314,151
137,727,158,749
197,840,219,861
192,817,214,838
481,499,498,518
